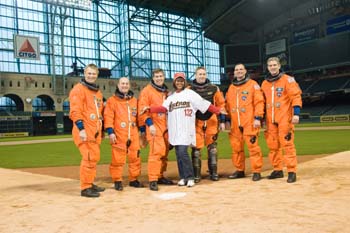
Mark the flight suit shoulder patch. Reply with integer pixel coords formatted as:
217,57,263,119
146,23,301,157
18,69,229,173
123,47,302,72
288,77,296,83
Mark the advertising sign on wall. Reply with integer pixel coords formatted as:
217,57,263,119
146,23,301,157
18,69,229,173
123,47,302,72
326,15,350,35
265,38,286,56
293,26,319,44
14,35,40,60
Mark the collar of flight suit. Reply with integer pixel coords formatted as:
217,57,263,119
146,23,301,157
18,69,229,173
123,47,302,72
232,73,250,86
151,80,168,93
80,78,99,91
115,88,134,100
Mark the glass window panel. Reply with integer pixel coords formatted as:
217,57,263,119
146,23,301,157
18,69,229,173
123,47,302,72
0,1,219,81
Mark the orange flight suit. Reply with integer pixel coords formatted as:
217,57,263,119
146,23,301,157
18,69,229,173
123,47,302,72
225,79,264,172
138,83,169,182
261,74,302,172
188,81,225,181
104,94,141,182
194,88,225,148
69,83,104,190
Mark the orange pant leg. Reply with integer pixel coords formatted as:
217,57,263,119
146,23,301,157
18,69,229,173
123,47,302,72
264,124,283,171
204,133,217,146
196,117,219,149
243,134,263,173
229,131,245,171
127,149,141,181
160,133,170,177
195,129,217,150
109,147,126,182
195,126,205,149
78,142,100,190
278,128,297,172
147,136,167,181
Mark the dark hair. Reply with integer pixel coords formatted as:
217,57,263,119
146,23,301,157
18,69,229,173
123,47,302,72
152,68,165,77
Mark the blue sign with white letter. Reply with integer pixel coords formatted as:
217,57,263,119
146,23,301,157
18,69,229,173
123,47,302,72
293,26,318,44
327,15,350,35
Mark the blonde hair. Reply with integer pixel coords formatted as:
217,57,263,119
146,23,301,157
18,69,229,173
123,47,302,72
267,57,280,65
195,66,206,73
84,63,99,74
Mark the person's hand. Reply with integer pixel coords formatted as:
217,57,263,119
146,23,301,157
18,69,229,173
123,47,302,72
109,133,116,144
292,115,299,124
253,119,261,128
140,106,150,115
79,129,87,141
149,125,156,136
219,123,226,131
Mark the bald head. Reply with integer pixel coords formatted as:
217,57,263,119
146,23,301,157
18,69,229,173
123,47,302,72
117,77,130,94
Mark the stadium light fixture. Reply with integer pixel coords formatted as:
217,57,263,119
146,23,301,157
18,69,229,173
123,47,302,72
30,0,92,11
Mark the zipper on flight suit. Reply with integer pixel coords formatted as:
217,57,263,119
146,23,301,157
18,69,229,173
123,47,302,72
126,101,132,153
271,83,275,124
93,95,102,138
236,87,243,132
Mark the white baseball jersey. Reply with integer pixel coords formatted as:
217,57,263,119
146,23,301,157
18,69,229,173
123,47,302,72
163,89,211,146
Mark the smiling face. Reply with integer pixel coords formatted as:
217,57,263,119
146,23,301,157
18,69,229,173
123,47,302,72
195,68,207,84
267,60,281,76
174,77,185,90
84,67,98,84
234,64,247,81
152,71,165,86
117,77,130,94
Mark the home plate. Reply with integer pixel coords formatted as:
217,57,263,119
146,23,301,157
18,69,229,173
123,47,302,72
154,192,187,200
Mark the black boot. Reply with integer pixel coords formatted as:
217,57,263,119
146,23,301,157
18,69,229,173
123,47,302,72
191,148,202,183
287,172,297,183
129,180,144,188
114,181,123,191
228,171,245,179
157,177,174,185
149,181,158,191
92,183,105,192
267,170,284,179
81,188,100,198
252,173,261,181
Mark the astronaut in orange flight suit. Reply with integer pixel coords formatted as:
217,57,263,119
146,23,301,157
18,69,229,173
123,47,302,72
104,77,144,191
138,68,173,191
225,63,265,181
188,66,225,183
69,64,105,198
261,57,302,183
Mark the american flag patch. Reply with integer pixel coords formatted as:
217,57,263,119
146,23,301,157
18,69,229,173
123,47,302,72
288,77,295,83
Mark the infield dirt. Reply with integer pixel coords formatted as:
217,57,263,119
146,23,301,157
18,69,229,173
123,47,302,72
1,152,349,233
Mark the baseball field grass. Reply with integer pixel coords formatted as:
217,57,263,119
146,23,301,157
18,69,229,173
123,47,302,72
0,127,349,169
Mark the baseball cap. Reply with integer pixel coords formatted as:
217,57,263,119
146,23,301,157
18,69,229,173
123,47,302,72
173,72,186,81
173,72,187,90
